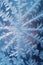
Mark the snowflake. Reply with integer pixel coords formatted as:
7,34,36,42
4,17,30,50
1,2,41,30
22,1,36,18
0,0,43,65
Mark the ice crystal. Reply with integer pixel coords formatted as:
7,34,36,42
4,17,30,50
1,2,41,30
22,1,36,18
0,0,43,65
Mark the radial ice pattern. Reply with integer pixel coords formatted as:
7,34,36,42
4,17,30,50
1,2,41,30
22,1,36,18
0,0,43,65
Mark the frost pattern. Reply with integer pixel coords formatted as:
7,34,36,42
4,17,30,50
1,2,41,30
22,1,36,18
0,0,43,65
